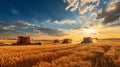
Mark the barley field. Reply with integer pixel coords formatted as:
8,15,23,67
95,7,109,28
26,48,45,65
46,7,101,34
0,40,120,67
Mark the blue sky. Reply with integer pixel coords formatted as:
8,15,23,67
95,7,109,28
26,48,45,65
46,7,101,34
0,0,81,29
0,0,74,22
0,0,120,38
0,0,108,28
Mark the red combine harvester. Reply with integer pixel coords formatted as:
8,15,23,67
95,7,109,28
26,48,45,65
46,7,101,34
11,36,41,45
81,37,93,44
17,36,30,45
62,38,72,44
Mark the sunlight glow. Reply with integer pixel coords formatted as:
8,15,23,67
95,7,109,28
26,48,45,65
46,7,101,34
83,29,96,35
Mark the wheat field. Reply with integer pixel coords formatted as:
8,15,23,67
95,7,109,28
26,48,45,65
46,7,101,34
0,40,120,67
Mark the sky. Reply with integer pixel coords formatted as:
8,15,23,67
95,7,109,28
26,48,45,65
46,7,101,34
0,0,120,40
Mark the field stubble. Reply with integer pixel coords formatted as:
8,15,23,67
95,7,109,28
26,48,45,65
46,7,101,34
0,40,120,67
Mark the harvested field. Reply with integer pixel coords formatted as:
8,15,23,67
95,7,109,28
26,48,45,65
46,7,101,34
0,40,120,67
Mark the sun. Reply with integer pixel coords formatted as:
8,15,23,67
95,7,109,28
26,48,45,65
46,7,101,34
83,28,96,35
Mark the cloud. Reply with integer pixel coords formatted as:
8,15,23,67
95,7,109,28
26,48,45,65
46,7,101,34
64,0,102,28
0,20,67,37
106,22,120,27
0,21,33,28
0,27,25,38
54,19,77,24
11,20,32,28
34,26,67,36
11,9,19,14
64,0,100,14
96,1,120,24
0,27,8,31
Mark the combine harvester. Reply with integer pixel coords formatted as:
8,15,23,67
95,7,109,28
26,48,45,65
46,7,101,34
53,39,61,43
11,36,41,45
62,38,72,44
81,37,97,44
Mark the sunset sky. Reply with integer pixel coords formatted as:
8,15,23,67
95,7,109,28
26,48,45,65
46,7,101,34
0,0,120,40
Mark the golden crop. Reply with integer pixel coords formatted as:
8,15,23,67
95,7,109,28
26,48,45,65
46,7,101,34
0,40,120,67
